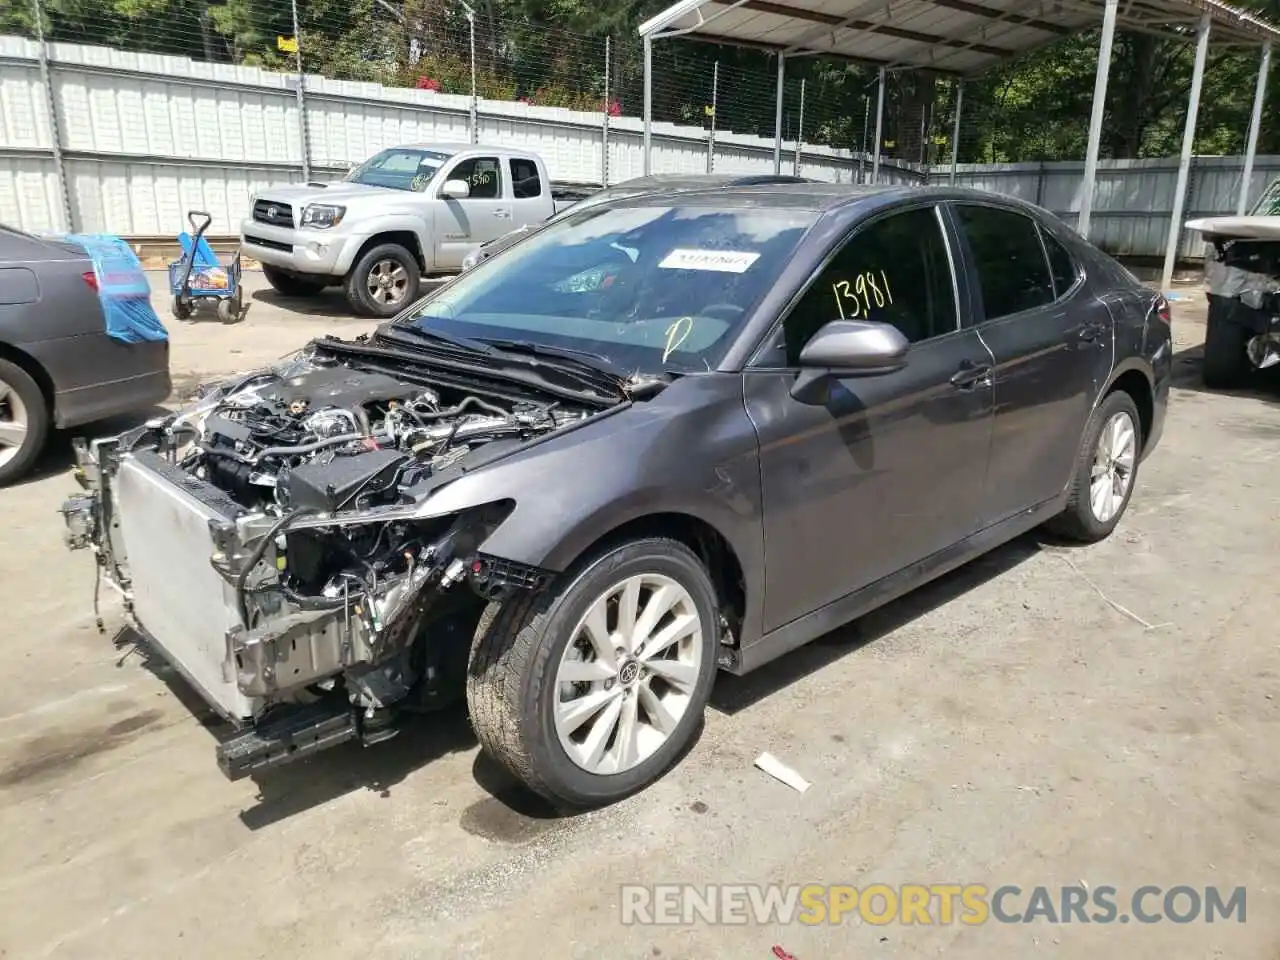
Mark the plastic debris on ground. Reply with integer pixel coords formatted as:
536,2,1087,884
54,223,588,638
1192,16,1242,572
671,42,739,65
754,752,811,793
61,233,169,344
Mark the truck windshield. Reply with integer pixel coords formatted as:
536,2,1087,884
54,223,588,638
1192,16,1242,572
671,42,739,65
397,203,818,375
344,148,454,192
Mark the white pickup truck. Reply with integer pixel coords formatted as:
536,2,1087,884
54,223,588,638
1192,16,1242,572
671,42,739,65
240,143,559,317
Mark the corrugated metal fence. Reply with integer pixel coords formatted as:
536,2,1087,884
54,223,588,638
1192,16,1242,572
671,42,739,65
2,34,1278,261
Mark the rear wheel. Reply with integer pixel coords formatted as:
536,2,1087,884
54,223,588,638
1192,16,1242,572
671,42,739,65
262,264,328,297
343,244,420,318
466,537,719,808
1202,313,1251,388
0,358,50,486
1045,389,1142,543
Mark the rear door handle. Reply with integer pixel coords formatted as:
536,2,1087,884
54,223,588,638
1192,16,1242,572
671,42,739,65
950,360,992,389
493,208,511,218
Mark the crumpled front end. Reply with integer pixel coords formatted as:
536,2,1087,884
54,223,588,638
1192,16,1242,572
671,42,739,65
59,347,585,779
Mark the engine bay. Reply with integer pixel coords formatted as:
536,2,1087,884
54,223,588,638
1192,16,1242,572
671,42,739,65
178,362,589,514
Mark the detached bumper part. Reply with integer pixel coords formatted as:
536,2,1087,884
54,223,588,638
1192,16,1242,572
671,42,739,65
216,700,358,781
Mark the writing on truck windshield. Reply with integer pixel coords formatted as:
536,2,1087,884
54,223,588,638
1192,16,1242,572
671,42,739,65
345,148,454,192
399,204,817,376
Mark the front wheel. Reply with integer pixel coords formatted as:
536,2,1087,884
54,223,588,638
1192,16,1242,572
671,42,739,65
466,537,719,808
1045,389,1142,543
343,244,420,318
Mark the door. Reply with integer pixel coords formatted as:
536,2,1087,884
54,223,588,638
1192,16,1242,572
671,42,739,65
508,155,549,227
948,203,1114,524
743,204,996,633
434,155,513,269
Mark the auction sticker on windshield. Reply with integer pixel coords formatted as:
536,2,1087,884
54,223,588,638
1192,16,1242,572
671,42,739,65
659,249,761,273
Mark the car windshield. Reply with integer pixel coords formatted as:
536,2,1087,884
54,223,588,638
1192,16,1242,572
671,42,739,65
1249,175,1280,216
397,203,817,375
344,148,453,192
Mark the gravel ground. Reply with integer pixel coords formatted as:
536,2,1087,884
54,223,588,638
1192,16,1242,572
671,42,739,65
0,273,1277,960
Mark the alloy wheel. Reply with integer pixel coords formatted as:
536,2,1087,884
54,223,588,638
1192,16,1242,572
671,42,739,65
1089,410,1137,523
366,259,409,306
554,573,704,776
0,378,28,469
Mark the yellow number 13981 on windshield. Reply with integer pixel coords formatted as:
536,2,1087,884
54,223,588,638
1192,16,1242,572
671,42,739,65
831,271,893,319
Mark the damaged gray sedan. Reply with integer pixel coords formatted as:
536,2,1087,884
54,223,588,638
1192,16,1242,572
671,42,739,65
60,184,1169,807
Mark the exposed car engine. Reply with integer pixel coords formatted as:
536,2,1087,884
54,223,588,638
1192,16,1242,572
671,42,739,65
58,350,601,778
174,363,585,514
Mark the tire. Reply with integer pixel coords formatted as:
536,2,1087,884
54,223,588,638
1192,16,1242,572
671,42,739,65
0,358,51,487
343,243,420,318
1044,389,1142,543
262,264,328,298
171,295,192,321
216,291,243,325
467,537,720,809
1202,314,1251,389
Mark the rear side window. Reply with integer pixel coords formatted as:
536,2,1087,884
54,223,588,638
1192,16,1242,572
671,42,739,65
955,205,1055,321
1040,227,1080,298
510,158,543,198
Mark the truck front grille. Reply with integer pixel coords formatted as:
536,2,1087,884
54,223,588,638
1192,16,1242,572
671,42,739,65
252,200,294,227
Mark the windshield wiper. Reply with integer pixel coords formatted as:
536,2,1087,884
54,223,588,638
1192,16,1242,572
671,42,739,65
381,325,496,355
476,338,634,380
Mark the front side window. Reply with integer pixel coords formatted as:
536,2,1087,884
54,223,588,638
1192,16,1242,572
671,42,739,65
344,148,453,192
398,203,817,376
446,157,502,199
955,204,1055,321
771,206,958,366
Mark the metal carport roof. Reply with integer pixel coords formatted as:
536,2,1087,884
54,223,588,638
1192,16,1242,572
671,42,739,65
637,0,1280,289
639,0,1280,77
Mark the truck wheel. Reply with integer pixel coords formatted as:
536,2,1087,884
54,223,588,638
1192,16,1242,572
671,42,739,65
467,538,719,809
1044,389,1142,543
262,265,327,297
343,244,420,318
1202,314,1251,388
0,358,50,487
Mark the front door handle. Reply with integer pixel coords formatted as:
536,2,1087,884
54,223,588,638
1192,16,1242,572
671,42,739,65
950,360,992,389
493,208,511,218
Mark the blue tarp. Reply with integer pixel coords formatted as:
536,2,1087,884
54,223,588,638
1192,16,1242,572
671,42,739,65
60,233,169,344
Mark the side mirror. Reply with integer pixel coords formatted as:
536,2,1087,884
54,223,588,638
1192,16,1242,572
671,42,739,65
441,179,470,199
790,319,910,404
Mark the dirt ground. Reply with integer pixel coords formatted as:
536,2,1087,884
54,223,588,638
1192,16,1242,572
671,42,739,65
1,273,1278,960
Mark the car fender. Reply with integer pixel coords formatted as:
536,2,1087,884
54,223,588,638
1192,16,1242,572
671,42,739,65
333,215,434,274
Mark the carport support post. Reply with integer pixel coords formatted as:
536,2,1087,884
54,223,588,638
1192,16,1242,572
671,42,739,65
871,67,886,184
1161,13,1212,293
949,79,963,186
289,0,311,183
773,52,785,175
1078,0,1118,241
1237,41,1272,215
643,35,653,176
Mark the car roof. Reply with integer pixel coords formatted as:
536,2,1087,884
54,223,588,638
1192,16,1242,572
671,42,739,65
601,182,1051,216
397,142,530,155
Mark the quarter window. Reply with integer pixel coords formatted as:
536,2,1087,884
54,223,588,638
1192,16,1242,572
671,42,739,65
955,205,1055,321
510,158,543,198
1041,227,1080,298
447,157,502,199
775,206,958,365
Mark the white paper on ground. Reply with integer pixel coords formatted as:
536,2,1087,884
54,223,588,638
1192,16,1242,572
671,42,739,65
754,751,811,793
